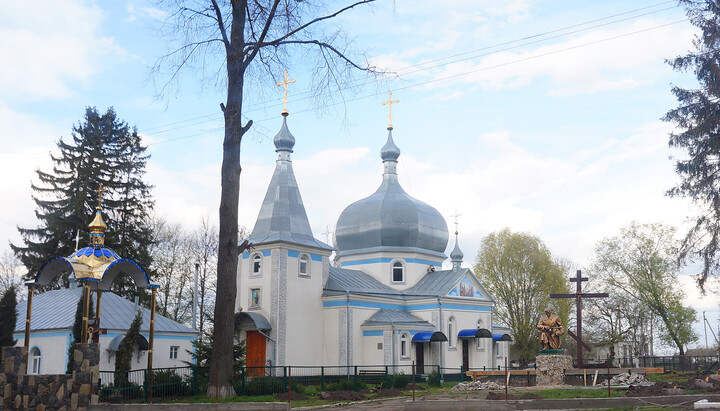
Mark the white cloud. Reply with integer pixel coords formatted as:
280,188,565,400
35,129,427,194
420,18,694,95
0,0,122,101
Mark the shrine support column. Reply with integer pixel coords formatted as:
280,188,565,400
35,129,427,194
24,283,35,369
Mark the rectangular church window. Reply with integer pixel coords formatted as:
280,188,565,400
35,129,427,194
377,343,383,350
170,346,178,359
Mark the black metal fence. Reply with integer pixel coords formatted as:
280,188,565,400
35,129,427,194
100,364,447,403
583,355,719,373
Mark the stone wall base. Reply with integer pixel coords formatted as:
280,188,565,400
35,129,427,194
536,354,572,386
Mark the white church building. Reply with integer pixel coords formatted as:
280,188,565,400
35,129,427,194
235,110,511,373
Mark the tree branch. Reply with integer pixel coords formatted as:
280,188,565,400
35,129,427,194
270,0,376,44
210,0,231,50
262,39,370,71
243,0,281,68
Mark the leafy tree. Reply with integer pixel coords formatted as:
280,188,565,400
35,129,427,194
474,228,572,366
154,0,378,397
11,107,154,298
115,311,143,385
592,222,698,355
664,0,720,291
0,286,18,348
66,289,94,373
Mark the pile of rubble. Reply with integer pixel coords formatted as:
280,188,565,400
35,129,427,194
609,373,653,386
451,380,505,392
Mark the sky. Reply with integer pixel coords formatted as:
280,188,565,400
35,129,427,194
1,0,718,352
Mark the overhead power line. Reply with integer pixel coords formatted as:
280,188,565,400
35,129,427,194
144,2,686,145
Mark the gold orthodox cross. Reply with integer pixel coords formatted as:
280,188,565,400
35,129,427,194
450,209,462,233
95,184,105,210
382,91,399,129
276,69,295,115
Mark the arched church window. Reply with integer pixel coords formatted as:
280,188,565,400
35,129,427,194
477,319,485,350
30,346,41,374
401,333,409,358
448,317,456,348
252,254,262,275
392,261,404,283
299,255,309,277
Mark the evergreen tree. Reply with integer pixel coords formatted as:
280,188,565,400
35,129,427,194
11,107,154,297
0,286,17,348
664,0,720,290
115,311,142,385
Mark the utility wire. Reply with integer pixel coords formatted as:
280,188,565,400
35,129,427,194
147,18,690,147
141,1,683,137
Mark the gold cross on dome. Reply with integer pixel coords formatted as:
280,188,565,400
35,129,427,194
450,209,462,233
95,184,105,210
381,91,399,129
276,69,296,115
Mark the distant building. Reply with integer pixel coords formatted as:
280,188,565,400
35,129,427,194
14,283,197,374
235,110,512,372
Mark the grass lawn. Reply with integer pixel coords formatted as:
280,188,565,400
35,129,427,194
531,387,628,399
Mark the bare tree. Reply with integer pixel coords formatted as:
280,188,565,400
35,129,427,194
188,218,219,337
0,250,26,301
150,220,194,322
153,0,379,397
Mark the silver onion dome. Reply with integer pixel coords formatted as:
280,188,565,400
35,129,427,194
334,129,448,258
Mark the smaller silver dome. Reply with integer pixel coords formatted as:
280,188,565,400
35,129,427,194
273,114,295,152
380,129,400,161
450,232,464,262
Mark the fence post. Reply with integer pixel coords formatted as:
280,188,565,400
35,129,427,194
460,365,464,383
143,369,149,403
283,366,288,395
192,365,198,396
437,365,441,383
384,365,389,388
353,366,358,391
241,367,246,396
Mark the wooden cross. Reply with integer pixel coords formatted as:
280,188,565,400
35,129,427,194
276,69,295,115
381,91,400,129
95,183,104,209
550,270,608,368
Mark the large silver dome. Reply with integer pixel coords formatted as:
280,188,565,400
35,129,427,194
334,129,448,258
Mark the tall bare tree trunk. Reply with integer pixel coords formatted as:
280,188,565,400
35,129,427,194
208,3,247,397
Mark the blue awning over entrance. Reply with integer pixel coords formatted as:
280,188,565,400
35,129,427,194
458,328,493,339
412,331,448,343
493,333,512,342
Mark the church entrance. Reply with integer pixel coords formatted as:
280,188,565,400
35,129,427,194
462,339,469,370
415,343,425,374
246,331,266,376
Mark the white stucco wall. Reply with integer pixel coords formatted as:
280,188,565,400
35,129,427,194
15,331,72,375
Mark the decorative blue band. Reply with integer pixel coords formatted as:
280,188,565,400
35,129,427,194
362,330,383,337
341,258,440,267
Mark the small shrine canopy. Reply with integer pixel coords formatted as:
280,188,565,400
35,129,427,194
30,186,156,290
458,328,493,339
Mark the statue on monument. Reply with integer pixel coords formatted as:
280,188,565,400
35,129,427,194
537,308,564,350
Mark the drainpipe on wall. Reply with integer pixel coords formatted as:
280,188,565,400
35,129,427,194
437,297,444,378
259,329,275,371
346,292,351,368
391,322,396,373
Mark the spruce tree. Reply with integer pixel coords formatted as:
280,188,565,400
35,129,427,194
0,286,17,348
115,311,142,384
11,107,155,297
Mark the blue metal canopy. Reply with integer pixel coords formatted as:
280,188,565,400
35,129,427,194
412,331,448,343
493,333,512,342
235,311,272,331
458,328,493,339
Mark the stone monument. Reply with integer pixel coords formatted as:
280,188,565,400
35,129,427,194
535,308,573,386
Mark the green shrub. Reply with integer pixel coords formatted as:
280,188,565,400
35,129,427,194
392,372,410,389
381,372,411,390
151,369,190,398
246,377,286,396
327,378,367,392
427,371,441,387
